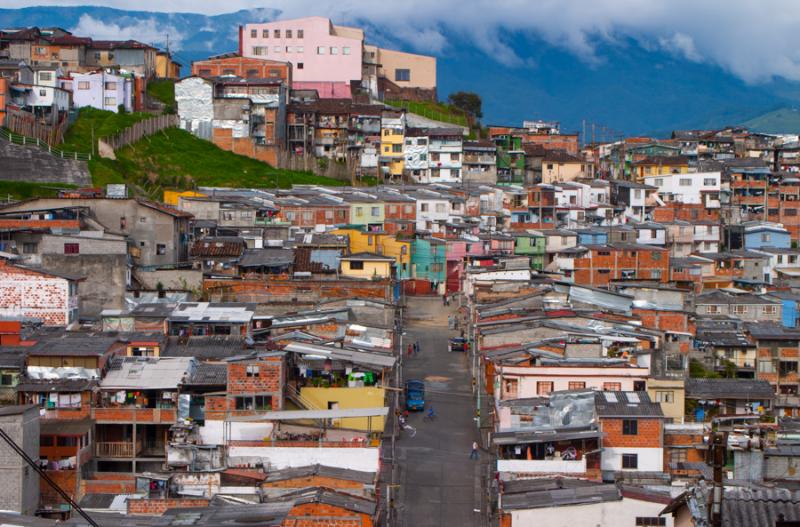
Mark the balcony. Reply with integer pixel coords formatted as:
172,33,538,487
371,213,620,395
92,407,177,424
496,457,587,474
95,440,143,458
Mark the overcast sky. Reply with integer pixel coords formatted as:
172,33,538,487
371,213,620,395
3,0,800,83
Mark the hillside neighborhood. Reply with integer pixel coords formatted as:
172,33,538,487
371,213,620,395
0,14,800,527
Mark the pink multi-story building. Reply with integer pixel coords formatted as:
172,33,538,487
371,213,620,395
240,17,363,96
239,16,437,101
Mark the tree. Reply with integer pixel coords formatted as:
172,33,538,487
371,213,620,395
447,91,483,119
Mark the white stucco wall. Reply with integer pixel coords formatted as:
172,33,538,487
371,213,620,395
601,447,663,472
199,421,274,444
176,77,214,137
228,445,380,472
507,496,673,527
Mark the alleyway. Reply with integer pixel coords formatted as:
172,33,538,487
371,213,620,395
393,297,488,527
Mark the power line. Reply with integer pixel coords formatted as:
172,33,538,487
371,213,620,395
0,426,100,527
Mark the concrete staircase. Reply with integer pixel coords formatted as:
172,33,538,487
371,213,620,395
0,133,91,186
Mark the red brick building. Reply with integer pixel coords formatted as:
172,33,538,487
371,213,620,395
191,53,292,85
573,244,670,287
206,354,284,419
596,391,665,473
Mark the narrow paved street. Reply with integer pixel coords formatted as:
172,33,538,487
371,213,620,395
394,297,487,527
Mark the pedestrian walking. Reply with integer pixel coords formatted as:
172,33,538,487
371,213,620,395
407,344,413,357
470,441,479,460
414,341,420,356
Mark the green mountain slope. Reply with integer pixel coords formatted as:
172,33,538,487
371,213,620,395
742,107,800,134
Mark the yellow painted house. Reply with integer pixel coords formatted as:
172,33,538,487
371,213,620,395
632,156,689,182
331,228,412,279
164,189,207,206
299,386,386,431
380,112,405,179
339,252,395,279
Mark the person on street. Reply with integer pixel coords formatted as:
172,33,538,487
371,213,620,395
407,344,413,357
470,441,479,460
414,341,420,356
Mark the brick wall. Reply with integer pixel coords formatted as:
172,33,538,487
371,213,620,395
41,470,77,507
204,278,392,304
283,502,372,527
0,261,70,326
262,476,364,490
602,417,662,448
227,356,283,395
127,498,210,515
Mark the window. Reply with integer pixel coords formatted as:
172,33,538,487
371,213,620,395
732,305,748,315
343,46,351,55
286,46,293,53
706,305,720,314
349,260,364,270
568,381,586,390
297,46,304,53
39,72,52,81
536,381,554,395
77,81,90,90
654,178,663,186
0,374,13,386
758,360,775,373
671,448,687,463
199,68,212,75
371,207,380,217
763,305,777,315
250,29,257,38
355,207,364,217
603,382,621,391
246,69,258,78
622,453,638,469
392,144,403,153
252,46,265,56
330,46,338,54
94,52,101,60
780,361,798,376
395,68,411,82
623,419,638,435
262,29,269,38
317,46,326,54
104,82,117,90
22,243,37,254
761,233,771,242
64,243,79,254
655,390,674,403
325,210,334,220
679,178,692,186
786,208,798,217
246,365,260,377
222,68,235,75
104,97,116,106
703,178,716,186
650,270,662,280
298,29,304,38
297,62,304,70
635,518,666,526
503,378,519,397
435,203,446,213
404,205,413,214
274,29,280,38
634,189,643,199
156,244,166,255
39,89,46,96
234,395,271,411
286,29,292,38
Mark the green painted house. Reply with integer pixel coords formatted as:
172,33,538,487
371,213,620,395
412,236,447,292
513,232,546,270
495,135,525,185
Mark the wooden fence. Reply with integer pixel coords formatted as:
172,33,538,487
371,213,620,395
100,114,178,153
274,149,356,182
4,109,70,146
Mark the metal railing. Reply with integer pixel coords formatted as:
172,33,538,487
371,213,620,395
0,127,91,161
96,440,142,458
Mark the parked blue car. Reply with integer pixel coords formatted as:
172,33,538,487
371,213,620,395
405,379,425,411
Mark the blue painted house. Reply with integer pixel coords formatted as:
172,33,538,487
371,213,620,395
767,291,800,327
575,228,609,246
743,223,791,250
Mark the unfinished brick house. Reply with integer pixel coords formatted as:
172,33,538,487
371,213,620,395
595,391,665,475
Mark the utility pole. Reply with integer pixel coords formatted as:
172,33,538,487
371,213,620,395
707,430,727,527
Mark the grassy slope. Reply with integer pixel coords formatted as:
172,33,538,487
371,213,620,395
742,107,800,134
146,79,176,113
386,99,469,127
0,181,77,201
60,107,152,152
57,108,346,195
